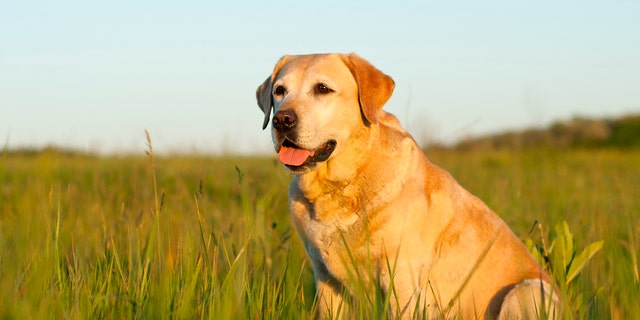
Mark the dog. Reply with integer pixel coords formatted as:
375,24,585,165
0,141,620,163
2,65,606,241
256,53,560,319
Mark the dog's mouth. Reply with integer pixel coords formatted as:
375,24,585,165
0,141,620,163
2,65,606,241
277,139,336,170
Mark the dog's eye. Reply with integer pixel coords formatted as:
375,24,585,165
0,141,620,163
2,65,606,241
274,85,286,96
315,83,333,94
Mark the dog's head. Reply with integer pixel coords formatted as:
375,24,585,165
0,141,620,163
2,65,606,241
256,53,395,174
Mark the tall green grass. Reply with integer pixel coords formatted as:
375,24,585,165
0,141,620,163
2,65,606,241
0,146,637,319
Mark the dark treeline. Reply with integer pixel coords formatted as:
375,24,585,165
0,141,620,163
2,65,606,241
454,113,640,151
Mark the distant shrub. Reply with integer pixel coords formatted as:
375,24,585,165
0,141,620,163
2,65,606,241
606,115,640,148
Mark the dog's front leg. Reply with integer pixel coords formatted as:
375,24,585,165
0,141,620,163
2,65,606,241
378,271,416,319
313,264,346,319
379,261,436,320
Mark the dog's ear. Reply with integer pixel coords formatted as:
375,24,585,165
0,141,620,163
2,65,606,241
342,53,395,125
256,55,294,130
256,76,273,130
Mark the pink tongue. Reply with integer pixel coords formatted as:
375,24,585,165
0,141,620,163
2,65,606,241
278,146,314,166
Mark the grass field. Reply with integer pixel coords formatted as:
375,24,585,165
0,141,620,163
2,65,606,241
0,145,638,319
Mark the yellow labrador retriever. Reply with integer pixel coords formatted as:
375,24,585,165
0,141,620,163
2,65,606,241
256,53,560,319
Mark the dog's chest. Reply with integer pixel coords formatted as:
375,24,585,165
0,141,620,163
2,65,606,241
291,194,381,283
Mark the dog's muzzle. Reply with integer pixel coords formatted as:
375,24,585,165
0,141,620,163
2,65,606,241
272,109,336,172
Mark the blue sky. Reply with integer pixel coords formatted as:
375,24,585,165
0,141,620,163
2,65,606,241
2,1,639,154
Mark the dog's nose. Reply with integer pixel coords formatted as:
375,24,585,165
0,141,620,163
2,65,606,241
273,109,297,132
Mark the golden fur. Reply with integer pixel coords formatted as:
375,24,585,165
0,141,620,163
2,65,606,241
256,53,560,319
